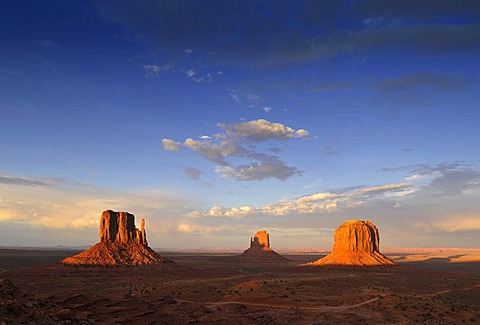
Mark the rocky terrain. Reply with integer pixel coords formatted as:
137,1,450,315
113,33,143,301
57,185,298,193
61,210,171,266
309,220,395,266
231,230,289,263
2,249,480,324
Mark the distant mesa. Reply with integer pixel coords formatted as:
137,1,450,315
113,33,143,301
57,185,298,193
309,220,395,266
235,230,289,263
61,210,171,266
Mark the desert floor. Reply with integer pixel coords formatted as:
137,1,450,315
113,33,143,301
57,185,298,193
1,249,479,324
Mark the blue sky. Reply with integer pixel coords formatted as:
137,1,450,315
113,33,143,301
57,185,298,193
1,0,479,249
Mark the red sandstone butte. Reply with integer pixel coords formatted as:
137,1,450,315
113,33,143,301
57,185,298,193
309,220,395,266
237,230,289,263
62,210,169,266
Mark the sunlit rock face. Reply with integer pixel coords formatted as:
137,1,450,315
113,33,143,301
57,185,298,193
309,220,395,266
238,230,289,263
99,210,147,246
62,210,168,266
249,230,270,249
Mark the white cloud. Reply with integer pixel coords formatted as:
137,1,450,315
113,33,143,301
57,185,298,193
186,69,196,78
162,138,182,151
295,129,309,138
262,106,272,113
218,119,309,142
229,90,240,103
355,182,412,196
192,182,413,218
143,64,161,77
185,48,193,54
163,119,309,181
192,73,212,83
183,138,243,165
143,64,174,77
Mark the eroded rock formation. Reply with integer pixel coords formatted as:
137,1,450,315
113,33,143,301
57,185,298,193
62,210,170,266
236,230,289,263
309,220,395,266
250,230,270,249
99,210,147,245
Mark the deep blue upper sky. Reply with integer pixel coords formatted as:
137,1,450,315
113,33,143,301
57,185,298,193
1,1,479,248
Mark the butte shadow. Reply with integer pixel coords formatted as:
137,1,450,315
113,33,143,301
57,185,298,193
61,210,174,267
306,220,395,266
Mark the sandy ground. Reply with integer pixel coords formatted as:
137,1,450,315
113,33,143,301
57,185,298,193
1,248,479,324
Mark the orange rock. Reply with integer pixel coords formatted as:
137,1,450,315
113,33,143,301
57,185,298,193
62,210,170,266
250,230,270,250
100,210,139,244
309,220,395,266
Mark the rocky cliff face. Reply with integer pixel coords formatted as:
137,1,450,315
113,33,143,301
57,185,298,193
309,220,395,266
250,230,270,249
333,220,379,253
99,210,147,246
62,210,168,266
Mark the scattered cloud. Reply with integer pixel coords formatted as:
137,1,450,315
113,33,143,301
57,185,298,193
163,119,309,181
192,181,414,218
143,64,161,77
191,73,212,83
216,160,300,181
186,69,196,78
382,162,480,195
262,106,272,113
229,90,240,103
184,48,193,54
162,138,182,151
430,170,480,195
143,64,173,77
219,119,309,142
183,167,202,180
183,138,243,165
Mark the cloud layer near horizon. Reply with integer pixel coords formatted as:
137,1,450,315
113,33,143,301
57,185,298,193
1,160,478,247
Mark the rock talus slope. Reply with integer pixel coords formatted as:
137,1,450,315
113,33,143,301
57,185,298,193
310,220,395,266
62,210,169,266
